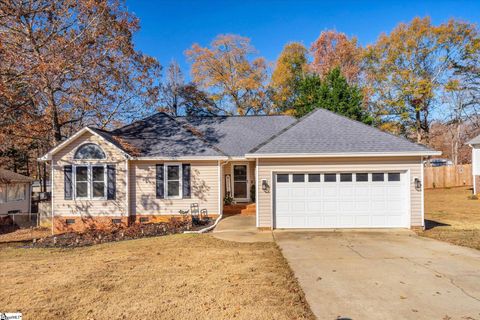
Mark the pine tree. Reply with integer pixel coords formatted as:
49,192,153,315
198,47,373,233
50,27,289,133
293,68,373,124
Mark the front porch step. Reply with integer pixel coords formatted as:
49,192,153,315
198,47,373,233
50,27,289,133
223,203,256,216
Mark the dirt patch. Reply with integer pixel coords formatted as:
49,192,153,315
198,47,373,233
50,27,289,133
1,234,314,320
417,187,480,250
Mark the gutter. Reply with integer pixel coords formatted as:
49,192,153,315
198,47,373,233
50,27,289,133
184,160,229,234
245,151,442,158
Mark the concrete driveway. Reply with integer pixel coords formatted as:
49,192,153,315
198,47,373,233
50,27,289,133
275,230,480,320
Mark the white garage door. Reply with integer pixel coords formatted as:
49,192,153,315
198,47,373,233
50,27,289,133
274,172,409,228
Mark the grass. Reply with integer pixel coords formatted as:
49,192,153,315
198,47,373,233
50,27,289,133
0,234,314,320
0,227,50,243
418,187,480,250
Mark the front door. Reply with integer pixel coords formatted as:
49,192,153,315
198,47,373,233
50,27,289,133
233,164,249,202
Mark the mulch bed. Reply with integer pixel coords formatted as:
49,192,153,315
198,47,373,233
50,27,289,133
31,217,214,248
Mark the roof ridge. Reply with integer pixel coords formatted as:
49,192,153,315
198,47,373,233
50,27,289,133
165,113,228,157
314,108,433,151
174,114,294,118
248,109,319,154
112,112,166,133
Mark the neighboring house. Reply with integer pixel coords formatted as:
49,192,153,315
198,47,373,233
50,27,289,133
40,109,440,233
0,169,34,215
423,158,453,167
468,134,480,195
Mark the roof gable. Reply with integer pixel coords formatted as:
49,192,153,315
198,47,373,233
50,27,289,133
39,127,131,161
468,134,480,145
249,108,439,156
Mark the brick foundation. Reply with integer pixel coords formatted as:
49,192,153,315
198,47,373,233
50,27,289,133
53,216,129,234
410,226,425,232
257,227,272,231
53,214,220,234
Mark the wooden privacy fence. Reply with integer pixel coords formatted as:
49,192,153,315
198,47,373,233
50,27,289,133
424,164,472,189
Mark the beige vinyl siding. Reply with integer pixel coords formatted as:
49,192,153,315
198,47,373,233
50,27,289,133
130,160,219,216
0,183,31,214
52,131,128,217
257,156,423,228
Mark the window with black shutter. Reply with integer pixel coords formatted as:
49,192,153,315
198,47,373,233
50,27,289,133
156,164,164,199
64,165,73,200
182,164,191,198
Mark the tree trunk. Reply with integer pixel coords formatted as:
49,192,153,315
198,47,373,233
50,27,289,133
415,110,422,143
42,162,47,193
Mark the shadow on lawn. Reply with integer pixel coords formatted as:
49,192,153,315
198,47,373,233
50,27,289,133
424,219,451,230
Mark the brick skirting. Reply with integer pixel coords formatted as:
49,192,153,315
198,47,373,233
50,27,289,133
53,214,220,234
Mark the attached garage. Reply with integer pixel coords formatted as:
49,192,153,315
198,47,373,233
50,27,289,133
247,108,441,230
273,171,409,228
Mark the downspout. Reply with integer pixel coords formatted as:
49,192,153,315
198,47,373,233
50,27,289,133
184,159,229,234
50,162,54,235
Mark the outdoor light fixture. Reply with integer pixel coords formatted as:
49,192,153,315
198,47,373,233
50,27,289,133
261,179,269,192
414,177,422,191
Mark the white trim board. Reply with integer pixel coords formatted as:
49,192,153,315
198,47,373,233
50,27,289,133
246,151,441,158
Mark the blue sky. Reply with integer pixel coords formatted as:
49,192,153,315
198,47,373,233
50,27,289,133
126,0,480,80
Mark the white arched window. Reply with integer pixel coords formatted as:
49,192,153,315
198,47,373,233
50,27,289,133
74,143,106,160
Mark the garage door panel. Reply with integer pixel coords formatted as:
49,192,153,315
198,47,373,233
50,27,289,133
306,187,322,197
274,172,408,229
339,200,356,212
355,215,370,226
323,186,337,197
276,188,290,198
291,188,306,198
291,217,307,228
323,201,338,213
291,201,306,213
306,201,322,212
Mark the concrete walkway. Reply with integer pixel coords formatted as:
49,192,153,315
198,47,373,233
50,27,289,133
275,230,480,320
212,215,273,243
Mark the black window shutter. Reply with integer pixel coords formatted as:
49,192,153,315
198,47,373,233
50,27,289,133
156,164,164,199
182,164,191,199
64,165,73,200
107,165,116,200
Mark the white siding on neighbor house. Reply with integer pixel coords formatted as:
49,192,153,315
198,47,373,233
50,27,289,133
0,183,31,214
256,156,423,228
130,160,220,216
51,131,128,217
472,145,480,176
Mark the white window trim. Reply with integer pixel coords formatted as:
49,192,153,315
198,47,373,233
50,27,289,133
73,143,107,160
164,163,182,199
73,164,108,200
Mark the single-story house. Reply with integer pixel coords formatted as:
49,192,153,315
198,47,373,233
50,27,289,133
0,169,34,215
40,108,440,233
468,134,480,194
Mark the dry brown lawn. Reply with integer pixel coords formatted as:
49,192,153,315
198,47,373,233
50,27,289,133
419,187,480,250
0,227,50,243
0,234,314,320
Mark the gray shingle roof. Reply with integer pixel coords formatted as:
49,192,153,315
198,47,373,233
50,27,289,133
176,115,296,156
250,108,436,155
467,134,480,145
0,169,34,183
111,113,225,158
